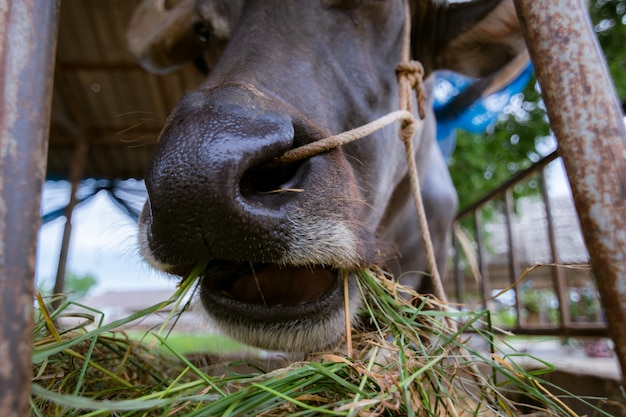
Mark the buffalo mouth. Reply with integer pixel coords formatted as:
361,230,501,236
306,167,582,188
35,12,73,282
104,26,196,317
199,261,343,322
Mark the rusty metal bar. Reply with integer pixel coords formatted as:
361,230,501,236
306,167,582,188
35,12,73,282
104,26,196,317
452,232,465,304
473,210,490,310
457,151,559,220
514,0,626,379
505,326,608,338
503,190,523,329
0,1,60,415
539,168,571,328
52,138,88,311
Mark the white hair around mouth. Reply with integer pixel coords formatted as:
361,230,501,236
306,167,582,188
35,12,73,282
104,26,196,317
283,214,363,270
207,273,363,352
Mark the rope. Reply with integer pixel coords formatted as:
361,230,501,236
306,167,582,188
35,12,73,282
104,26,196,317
396,8,486,399
269,110,414,167
395,0,448,304
266,0,448,304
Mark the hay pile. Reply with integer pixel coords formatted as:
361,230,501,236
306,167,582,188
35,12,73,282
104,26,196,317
31,267,606,416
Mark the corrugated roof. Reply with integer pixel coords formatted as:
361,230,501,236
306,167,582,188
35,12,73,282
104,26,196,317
49,0,204,180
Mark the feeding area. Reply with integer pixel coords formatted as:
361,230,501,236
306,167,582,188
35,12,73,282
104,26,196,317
32,267,611,416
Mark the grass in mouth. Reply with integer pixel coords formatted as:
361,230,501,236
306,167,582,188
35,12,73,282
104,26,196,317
31,265,612,416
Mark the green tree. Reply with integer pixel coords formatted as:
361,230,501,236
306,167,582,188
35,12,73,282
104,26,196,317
64,272,98,300
592,0,626,99
39,272,98,301
448,78,550,210
448,0,626,210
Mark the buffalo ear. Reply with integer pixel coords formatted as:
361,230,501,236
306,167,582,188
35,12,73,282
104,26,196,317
419,0,525,78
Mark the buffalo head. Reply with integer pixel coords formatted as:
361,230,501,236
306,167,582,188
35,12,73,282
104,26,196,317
127,0,524,352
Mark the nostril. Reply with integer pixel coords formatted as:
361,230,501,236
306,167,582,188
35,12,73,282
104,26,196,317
238,118,326,198
240,158,306,197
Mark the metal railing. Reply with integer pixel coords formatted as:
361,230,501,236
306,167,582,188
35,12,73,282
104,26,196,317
451,150,608,337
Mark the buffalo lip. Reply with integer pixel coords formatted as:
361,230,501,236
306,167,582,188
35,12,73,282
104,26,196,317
199,262,343,321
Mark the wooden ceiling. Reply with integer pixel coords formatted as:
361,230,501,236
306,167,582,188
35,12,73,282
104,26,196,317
48,0,204,180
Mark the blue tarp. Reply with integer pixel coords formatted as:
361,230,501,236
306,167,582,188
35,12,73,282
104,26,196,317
433,63,534,160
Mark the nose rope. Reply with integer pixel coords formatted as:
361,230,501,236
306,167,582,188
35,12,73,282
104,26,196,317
268,110,415,167
397,8,489,406
394,0,446,305
270,1,446,305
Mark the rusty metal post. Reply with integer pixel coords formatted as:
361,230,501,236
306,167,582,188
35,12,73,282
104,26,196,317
0,1,60,415
52,138,88,311
473,210,490,310
539,168,571,329
452,233,466,304
514,0,626,379
503,190,523,329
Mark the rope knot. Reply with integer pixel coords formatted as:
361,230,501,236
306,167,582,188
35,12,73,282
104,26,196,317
399,118,418,144
395,61,423,89
396,60,427,120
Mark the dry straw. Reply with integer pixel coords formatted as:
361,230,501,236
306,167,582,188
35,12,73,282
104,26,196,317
31,263,610,416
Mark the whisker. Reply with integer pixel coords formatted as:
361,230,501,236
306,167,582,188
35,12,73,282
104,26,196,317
249,262,267,307
258,188,304,194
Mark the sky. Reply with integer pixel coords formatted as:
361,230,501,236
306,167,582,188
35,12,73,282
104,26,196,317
36,181,175,295
35,155,572,296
